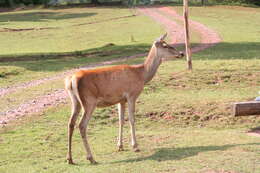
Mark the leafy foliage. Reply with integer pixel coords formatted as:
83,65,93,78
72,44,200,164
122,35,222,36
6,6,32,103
209,0,260,5
1,0,260,7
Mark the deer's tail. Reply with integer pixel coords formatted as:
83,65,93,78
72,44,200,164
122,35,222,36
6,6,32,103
65,76,83,110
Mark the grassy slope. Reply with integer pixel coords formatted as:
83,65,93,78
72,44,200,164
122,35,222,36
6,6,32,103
0,7,162,114
0,7,153,55
0,5,260,173
0,7,163,87
173,5,260,59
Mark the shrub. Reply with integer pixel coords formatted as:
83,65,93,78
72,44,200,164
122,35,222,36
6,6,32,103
209,0,260,5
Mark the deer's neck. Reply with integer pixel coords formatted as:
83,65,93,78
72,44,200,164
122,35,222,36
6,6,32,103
143,45,162,84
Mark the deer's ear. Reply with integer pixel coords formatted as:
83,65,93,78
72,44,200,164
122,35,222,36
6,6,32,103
158,33,167,41
155,33,167,43
161,33,167,41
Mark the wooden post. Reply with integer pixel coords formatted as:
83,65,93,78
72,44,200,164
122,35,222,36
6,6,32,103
183,0,192,70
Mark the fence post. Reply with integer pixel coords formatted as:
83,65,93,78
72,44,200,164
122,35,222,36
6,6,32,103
183,0,192,70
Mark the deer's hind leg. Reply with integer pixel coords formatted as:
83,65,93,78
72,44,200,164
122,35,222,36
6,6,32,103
117,102,126,151
127,97,140,152
79,98,97,164
67,92,81,164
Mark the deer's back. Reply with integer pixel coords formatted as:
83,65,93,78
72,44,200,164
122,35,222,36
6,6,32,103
74,64,145,107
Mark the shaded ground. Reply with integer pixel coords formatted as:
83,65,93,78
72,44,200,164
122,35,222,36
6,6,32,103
247,127,260,137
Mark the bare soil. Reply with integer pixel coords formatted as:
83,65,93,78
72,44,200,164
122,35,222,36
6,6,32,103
0,53,145,125
0,53,145,98
157,6,221,53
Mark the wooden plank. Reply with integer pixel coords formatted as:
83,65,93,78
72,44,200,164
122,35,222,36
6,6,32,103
233,101,260,116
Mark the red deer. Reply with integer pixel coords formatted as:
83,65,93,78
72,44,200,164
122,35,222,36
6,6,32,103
65,33,184,164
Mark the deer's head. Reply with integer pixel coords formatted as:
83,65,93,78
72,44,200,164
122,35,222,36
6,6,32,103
154,33,184,59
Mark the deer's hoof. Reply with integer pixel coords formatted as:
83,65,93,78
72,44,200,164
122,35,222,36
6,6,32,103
133,144,140,152
118,145,124,152
133,147,141,152
67,158,74,165
87,156,97,164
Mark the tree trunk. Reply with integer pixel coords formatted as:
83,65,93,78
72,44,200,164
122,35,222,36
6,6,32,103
201,0,207,6
183,0,192,70
6,0,15,7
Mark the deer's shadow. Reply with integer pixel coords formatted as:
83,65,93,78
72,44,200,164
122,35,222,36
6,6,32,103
113,142,260,163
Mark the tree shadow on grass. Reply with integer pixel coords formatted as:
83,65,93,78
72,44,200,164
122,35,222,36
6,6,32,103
0,11,96,22
50,3,127,9
150,2,260,8
0,41,259,73
114,143,260,163
0,43,151,72
193,42,260,60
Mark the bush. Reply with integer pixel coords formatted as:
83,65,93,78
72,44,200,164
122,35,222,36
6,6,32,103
209,0,260,5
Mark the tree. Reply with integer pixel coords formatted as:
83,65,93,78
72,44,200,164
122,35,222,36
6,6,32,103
90,0,101,4
6,0,15,7
201,0,208,6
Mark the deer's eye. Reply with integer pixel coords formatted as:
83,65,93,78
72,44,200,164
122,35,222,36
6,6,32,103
162,43,168,47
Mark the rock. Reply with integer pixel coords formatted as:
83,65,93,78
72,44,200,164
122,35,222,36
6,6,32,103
0,120,7,124
255,96,260,101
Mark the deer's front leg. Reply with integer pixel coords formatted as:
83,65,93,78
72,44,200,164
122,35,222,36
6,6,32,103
117,102,125,151
127,99,140,152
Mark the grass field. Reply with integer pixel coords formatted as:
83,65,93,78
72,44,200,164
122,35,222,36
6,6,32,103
0,106,259,173
0,7,158,55
0,5,260,173
0,7,162,87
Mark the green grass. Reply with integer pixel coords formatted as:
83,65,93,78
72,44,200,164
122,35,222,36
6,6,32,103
0,7,160,56
0,5,260,173
0,7,163,87
0,44,149,88
0,105,259,173
173,5,260,60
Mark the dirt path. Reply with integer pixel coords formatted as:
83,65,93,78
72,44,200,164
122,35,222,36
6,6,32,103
0,7,221,126
139,7,221,53
0,53,145,125
137,7,185,44
157,7,221,52
0,53,145,98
